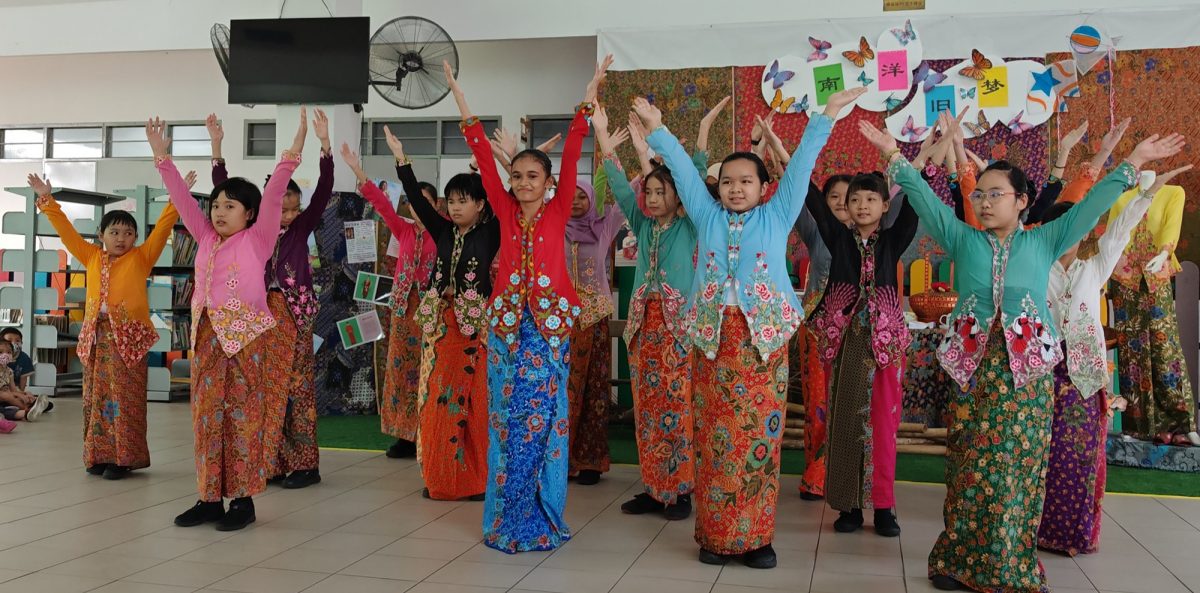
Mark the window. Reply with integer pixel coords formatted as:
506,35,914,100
107,126,152,158
1,128,45,159
245,122,276,157
170,124,209,157
527,116,594,176
369,118,499,157
49,127,102,158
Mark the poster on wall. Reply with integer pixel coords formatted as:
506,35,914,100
352,271,394,305
343,220,378,264
884,0,924,10
336,310,385,350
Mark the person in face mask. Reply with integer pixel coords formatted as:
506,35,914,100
0,328,35,391
0,340,49,422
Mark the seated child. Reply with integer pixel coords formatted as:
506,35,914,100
0,341,48,422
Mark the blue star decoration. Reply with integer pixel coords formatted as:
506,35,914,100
1031,67,1059,96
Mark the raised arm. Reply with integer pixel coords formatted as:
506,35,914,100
883,194,920,252
551,54,612,218
248,108,305,252
638,98,721,225
140,198,180,265
593,107,643,234
803,179,845,249
1096,166,1191,277
1046,132,1185,256
289,108,335,236
148,117,214,242
1024,179,1064,224
628,113,655,178
861,120,969,254
764,87,864,223
489,128,518,175
339,142,409,239
27,175,99,263
207,113,229,186
444,60,514,218
696,95,730,154
399,165,451,238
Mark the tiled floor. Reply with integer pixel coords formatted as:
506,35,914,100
2,399,1199,593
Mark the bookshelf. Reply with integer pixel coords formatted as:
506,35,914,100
1,185,123,396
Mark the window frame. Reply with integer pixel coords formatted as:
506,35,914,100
244,120,278,160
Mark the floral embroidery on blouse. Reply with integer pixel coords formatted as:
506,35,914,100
279,262,319,328
686,252,727,359
489,211,580,359
416,226,489,338
1003,294,1062,386
1112,219,1170,290
570,242,615,329
76,253,159,367
741,255,802,358
1057,289,1109,399
194,257,276,356
625,221,689,345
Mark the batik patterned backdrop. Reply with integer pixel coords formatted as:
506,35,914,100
597,67,735,204
1049,47,1200,265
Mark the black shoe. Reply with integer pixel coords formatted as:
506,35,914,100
174,500,225,527
421,488,431,499
282,469,321,489
45,401,54,413
621,493,664,515
743,544,777,569
386,439,416,459
467,493,486,501
834,509,864,533
267,474,286,485
664,494,692,521
698,548,732,565
931,575,963,590
216,497,255,531
799,491,824,501
576,470,601,486
86,464,109,476
102,466,131,480
874,508,901,537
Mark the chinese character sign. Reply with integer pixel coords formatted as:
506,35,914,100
924,85,956,127
977,66,1009,108
813,63,845,105
877,50,910,91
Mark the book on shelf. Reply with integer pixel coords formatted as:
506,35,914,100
171,276,194,307
172,229,198,267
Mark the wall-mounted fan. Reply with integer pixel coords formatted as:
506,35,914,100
210,23,231,81
369,16,459,109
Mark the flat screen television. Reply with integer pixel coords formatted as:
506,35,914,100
228,17,369,104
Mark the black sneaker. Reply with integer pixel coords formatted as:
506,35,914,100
931,575,963,590
575,470,601,485
874,508,901,537
799,491,824,501
421,488,431,499
174,500,225,527
467,493,486,501
834,509,864,533
620,493,663,515
282,469,321,489
216,497,255,531
664,494,692,521
267,474,286,485
698,548,732,565
742,544,777,569
86,464,109,476
102,466,131,481
386,439,416,459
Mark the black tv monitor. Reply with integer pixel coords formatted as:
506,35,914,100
228,17,369,104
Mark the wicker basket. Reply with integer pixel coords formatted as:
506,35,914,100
909,291,958,323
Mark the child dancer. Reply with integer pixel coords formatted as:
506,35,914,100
806,172,917,537
1037,165,1191,556
860,112,1183,592
28,172,180,478
635,87,863,568
593,106,697,520
155,113,305,531
445,56,609,552
363,126,495,500
563,179,624,486
207,109,332,489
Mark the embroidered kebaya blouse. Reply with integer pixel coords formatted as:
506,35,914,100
37,195,178,366
602,156,698,346
463,107,588,356
159,155,300,356
356,178,438,314
805,186,918,369
212,152,334,328
647,113,834,361
889,157,1138,388
1108,185,1185,291
565,185,626,330
1048,189,1151,399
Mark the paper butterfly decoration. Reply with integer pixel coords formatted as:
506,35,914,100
808,37,832,63
858,71,875,87
764,59,795,90
843,36,876,68
901,115,929,142
960,87,977,100
884,94,904,110
958,49,994,81
770,89,808,114
1007,110,1035,134
890,19,917,45
962,110,991,137
914,62,948,93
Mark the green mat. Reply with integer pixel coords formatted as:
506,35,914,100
318,415,1200,498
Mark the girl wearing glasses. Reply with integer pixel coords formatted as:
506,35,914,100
859,110,1184,593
